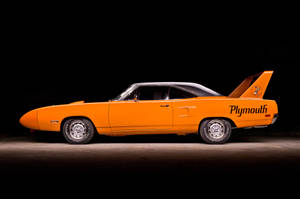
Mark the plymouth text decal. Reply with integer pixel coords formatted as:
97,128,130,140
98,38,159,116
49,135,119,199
229,104,268,117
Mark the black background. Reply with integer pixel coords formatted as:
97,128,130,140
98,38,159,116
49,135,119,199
1,4,300,196
3,8,300,135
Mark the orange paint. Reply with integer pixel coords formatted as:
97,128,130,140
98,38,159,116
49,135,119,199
20,71,278,136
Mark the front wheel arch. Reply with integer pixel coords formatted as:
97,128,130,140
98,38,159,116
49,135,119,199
61,116,97,144
60,116,96,133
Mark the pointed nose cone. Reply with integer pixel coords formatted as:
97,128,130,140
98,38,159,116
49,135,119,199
19,109,39,130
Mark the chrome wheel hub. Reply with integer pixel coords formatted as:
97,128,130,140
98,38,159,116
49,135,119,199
69,121,87,140
208,121,225,139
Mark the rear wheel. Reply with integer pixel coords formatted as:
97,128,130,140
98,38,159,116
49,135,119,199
62,118,95,144
199,119,231,144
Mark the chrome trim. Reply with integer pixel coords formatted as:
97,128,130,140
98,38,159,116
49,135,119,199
272,114,278,124
178,106,196,109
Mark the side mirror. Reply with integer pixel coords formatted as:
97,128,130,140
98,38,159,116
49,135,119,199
133,93,139,102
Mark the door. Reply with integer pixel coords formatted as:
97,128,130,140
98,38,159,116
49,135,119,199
109,86,172,133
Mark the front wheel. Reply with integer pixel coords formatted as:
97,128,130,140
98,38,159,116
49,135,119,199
199,119,232,144
62,118,95,144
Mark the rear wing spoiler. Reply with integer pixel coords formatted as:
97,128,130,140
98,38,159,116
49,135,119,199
229,71,273,98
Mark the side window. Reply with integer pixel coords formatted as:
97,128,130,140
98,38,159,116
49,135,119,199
138,86,169,100
169,87,197,99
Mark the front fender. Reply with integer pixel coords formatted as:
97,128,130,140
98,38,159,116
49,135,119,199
37,102,109,132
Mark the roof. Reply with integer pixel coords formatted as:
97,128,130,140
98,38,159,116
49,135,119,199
131,82,221,96
132,82,202,87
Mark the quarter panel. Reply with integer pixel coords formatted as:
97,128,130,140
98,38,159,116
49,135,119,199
172,97,278,131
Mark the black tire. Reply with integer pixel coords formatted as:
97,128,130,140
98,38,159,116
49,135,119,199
199,119,231,144
62,118,95,144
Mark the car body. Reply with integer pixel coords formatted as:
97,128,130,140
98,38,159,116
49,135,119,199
20,71,278,144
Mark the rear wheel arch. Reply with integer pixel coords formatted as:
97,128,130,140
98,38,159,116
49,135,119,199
199,117,236,130
198,117,235,144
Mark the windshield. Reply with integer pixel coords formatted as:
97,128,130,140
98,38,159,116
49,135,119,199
113,84,137,101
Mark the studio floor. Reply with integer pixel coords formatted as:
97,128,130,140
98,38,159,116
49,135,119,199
1,131,300,179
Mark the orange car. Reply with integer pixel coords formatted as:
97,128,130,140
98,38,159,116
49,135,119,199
20,71,278,144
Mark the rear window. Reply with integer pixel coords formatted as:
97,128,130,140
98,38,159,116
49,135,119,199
169,87,197,99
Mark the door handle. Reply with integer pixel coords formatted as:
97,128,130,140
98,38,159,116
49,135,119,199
160,104,169,107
